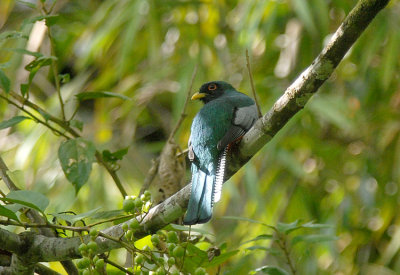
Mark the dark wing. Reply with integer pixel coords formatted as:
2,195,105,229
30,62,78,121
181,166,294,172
217,104,258,150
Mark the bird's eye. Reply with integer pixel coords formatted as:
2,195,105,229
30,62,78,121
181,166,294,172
208,83,217,91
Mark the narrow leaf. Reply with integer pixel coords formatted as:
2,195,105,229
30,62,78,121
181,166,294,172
0,116,30,130
276,220,301,234
90,209,124,220
22,15,59,27
204,250,239,267
245,246,282,256
75,91,131,101
241,234,273,245
102,148,129,162
10,48,43,58
0,69,10,93
254,265,290,275
0,205,20,222
16,0,36,9
0,31,27,41
51,207,102,224
291,234,338,246
58,138,96,193
301,221,333,229
3,190,49,213
220,216,268,226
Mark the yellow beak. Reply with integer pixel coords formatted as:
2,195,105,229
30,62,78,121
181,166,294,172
191,92,206,100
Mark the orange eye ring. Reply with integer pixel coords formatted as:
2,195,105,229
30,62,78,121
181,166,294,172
208,83,217,91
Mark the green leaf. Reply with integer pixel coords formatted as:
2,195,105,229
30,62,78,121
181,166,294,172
90,209,124,220
0,205,20,222
22,15,59,27
59,73,70,84
19,55,57,95
0,116,30,130
51,207,102,224
245,246,282,256
254,265,290,275
25,56,56,71
301,221,333,229
204,250,239,267
6,170,25,190
0,69,10,93
182,243,208,272
75,91,131,101
11,48,43,58
276,220,301,234
245,245,269,251
220,216,268,226
102,148,129,162
58,138,96,192
2,190,49,213
70,119,84,131
241,234,274,245
20,84,28,96
0,31,27,41
164,224,214,235
291,234,338,246
16,0,37,9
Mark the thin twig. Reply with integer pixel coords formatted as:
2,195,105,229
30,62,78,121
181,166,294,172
0,94,70,138
0,220,90,232
245,49,262,118
276,234,296,275
48,30,66,121
102,257,134,275
2,91,128,197
139,157,160,195
41,0,66,121
168,65,198,142
95,151,127,197
87,214,136,227
0,157,19,191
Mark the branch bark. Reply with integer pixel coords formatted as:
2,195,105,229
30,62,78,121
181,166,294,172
0,0,390,268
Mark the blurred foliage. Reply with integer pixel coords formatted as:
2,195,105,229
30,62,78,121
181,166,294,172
1,0,400,274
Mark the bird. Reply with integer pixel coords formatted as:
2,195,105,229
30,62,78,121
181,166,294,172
183,81,259,225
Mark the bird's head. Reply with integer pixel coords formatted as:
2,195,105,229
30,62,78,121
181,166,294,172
191,81,234,104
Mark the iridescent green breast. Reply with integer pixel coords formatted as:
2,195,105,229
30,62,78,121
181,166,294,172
190,98,233,173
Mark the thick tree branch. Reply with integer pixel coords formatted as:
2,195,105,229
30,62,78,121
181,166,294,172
0,157,79,274
228,0,390,174
0,0,390,267
133,0,391,234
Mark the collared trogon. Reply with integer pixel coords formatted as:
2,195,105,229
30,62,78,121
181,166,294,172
183,81,258,225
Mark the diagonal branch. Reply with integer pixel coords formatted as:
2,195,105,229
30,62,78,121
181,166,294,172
135,0,391,233
0,0,390,266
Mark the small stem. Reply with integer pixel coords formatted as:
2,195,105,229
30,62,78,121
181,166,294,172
276,234,296,275
139,157,160,195
102,257,134,275
0,95,70,138
48,30,65,120
245,49,262,118
168,65,197,141
87,214,136,228
40,0,65,120
0,156,19,191
95,152,127,198
0,220,90,232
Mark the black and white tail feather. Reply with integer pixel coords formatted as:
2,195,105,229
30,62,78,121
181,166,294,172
212,146,228,206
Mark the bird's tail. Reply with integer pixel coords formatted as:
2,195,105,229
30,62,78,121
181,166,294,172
183,148,228,225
